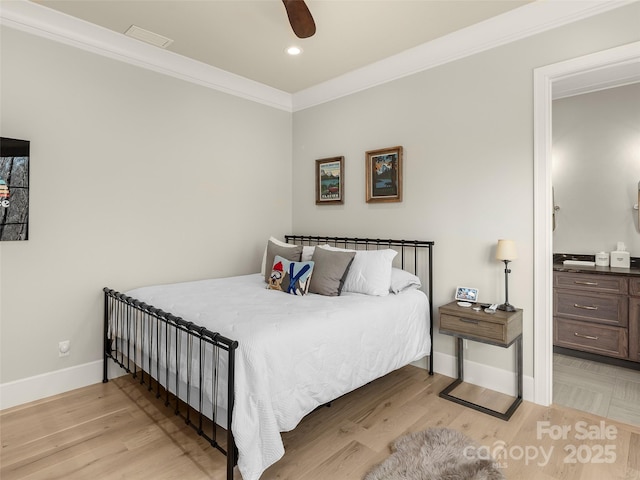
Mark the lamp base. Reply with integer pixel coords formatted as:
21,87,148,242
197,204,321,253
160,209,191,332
497,303,516,312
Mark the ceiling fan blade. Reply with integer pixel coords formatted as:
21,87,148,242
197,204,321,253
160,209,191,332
282,0,316,39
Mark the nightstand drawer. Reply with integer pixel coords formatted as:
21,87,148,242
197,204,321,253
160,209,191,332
630,277,640,297
554,317,628,358
440,313,505,344
554,290,627,327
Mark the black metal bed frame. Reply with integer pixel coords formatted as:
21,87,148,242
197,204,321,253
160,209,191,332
102,289,239,479
285,235,434,375
103,235,434,479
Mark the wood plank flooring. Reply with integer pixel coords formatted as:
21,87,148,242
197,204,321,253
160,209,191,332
1,366,639,479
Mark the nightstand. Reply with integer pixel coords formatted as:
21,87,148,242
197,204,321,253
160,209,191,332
438,301,523,420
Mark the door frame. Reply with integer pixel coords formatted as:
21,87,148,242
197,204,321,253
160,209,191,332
533,41,640,406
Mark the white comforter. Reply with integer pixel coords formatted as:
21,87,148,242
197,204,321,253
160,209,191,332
125,273,430,480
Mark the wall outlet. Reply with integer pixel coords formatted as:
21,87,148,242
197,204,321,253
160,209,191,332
58,340,70,357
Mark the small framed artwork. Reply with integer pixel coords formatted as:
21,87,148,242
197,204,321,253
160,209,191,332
366,146,402,203
315,156,344,205
455,286,479,303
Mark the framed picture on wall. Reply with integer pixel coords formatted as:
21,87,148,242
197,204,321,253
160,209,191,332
315,156,344,205
366,146,402,203
0,137,30,241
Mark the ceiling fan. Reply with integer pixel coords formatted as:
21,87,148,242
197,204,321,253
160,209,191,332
282,0,316,39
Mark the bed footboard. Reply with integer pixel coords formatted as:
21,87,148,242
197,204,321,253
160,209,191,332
102,288,239,480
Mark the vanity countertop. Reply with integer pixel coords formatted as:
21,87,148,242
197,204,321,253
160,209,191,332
553,253,640,276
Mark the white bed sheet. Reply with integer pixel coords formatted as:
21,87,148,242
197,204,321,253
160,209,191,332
125,273,431,480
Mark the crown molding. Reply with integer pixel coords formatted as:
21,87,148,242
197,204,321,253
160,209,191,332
292,0,637,111
552,58,640,99
0,0,293,112
1,0,635,113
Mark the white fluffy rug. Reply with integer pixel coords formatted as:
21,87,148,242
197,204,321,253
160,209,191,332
364,427,505,480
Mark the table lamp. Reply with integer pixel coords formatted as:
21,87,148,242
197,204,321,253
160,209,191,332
496,239,517,312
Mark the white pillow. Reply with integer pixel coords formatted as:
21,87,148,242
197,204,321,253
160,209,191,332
301,245,315,262
390,267,422,294
318,244,354,252
260,237,298,276
321,246,397,296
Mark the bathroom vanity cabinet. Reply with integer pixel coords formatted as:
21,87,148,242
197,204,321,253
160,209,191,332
553,265,640,366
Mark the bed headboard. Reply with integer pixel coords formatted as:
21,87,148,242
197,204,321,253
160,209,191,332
285,234,434,374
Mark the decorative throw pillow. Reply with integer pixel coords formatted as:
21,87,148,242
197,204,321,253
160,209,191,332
390,267,422,294
262,238,303,282
309,246,356,296
268,255,314,296
260,236,300,276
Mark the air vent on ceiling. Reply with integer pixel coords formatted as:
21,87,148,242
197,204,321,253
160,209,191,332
124,25,173,49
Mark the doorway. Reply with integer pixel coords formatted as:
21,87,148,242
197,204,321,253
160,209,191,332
532,41,640,406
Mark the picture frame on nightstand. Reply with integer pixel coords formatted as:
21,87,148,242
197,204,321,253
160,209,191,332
454,286,478,303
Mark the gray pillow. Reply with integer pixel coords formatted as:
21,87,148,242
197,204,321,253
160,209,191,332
309,247,356,296
264,240,303,282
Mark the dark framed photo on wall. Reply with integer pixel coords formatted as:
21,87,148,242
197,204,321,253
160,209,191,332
1,137,30,241
366,146,402,203
315,156,344,205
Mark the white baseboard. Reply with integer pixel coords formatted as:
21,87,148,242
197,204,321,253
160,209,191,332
0,360,127,411
433,351,535,403
2,353,535,411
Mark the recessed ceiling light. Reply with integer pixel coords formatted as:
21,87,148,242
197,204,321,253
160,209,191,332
286,46,303,56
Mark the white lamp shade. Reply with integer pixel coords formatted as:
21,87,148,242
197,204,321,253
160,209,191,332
496,239,517,261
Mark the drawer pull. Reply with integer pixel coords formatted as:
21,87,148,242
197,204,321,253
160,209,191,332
460,318,479,325
573,303,598,311
574,280,598,286
574,332,599,341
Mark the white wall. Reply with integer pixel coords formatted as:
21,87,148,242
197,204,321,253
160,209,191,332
553,83,640,256
292,2,640,384
0,27,292,390
2,2,639,408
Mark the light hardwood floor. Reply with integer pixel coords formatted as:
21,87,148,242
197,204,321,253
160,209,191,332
1,366,639,479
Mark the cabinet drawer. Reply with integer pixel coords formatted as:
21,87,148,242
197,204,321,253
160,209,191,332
554,272,628,294
554,290,628,327
440,313,506,344
554,317,628,359
630,297,640,362
630,277,640,297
